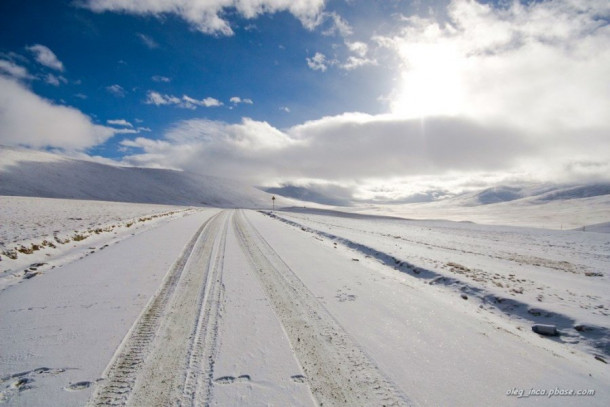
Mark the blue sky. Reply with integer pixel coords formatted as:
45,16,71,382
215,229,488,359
1,0,609,203
0,0,413,153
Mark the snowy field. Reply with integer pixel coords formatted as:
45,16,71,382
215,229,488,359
0,196,197,291
272,208,610,355
1,198,609,406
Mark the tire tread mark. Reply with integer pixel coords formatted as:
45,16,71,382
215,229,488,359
181,213,228,406
233,209,414,407
87,212,222,407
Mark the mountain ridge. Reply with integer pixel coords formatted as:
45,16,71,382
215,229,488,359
0,146,277,208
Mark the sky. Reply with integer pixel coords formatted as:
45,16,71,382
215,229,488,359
0,0,609,204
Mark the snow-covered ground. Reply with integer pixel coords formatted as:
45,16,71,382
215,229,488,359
0,206,220,406
0,196,199,291
270,208,610,356
1,199,608,406
252,210,610,406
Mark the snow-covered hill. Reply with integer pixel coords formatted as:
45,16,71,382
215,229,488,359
350,183,610,230
453,183,610,207
0,146,277,208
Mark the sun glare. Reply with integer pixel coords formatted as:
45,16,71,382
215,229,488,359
391,42,465,119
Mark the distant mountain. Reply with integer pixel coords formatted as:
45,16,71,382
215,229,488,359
261,178,610,210
451,183,610,207
472,186,524,205
351,183,610,231
0,146,277,208
535,184,610,202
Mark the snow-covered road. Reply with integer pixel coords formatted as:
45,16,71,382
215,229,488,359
0,208,221,406
1,207,608,406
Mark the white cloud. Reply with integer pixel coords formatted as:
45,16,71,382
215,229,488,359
0,76,116,149
109,123,151,136
113,128,139,134
121,117,296,173
106,84,126,97
341,56,376,70
230,96,254,105
378,0,610,131
152,75,171,82
121,137,169,150
82,0,326,36
137,33,158,49
0,59,32,80
318,11,353,37
340,40,376,70
119,114,533,182
45,73,68,86
279,106,290,113
306,52,332,71
0,51,29,65
345,41,368,57
180,95,201,109
107,119,133,127
1,56,68,86
287,113,536,179
145,91,179,106
145,91,223,108
183,95,223,108
26,44,64,71
119,105,609,198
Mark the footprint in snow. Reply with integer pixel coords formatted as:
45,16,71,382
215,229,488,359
10,377,33,390
335,290,357,302
214,375,251,384
291,375,307,383
0,366,68,402
1,367,65,384
34,367,66,375
64,381,93,391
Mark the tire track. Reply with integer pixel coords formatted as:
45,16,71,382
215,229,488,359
88,211,228,407
181,212,227,406
233,210,414,407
